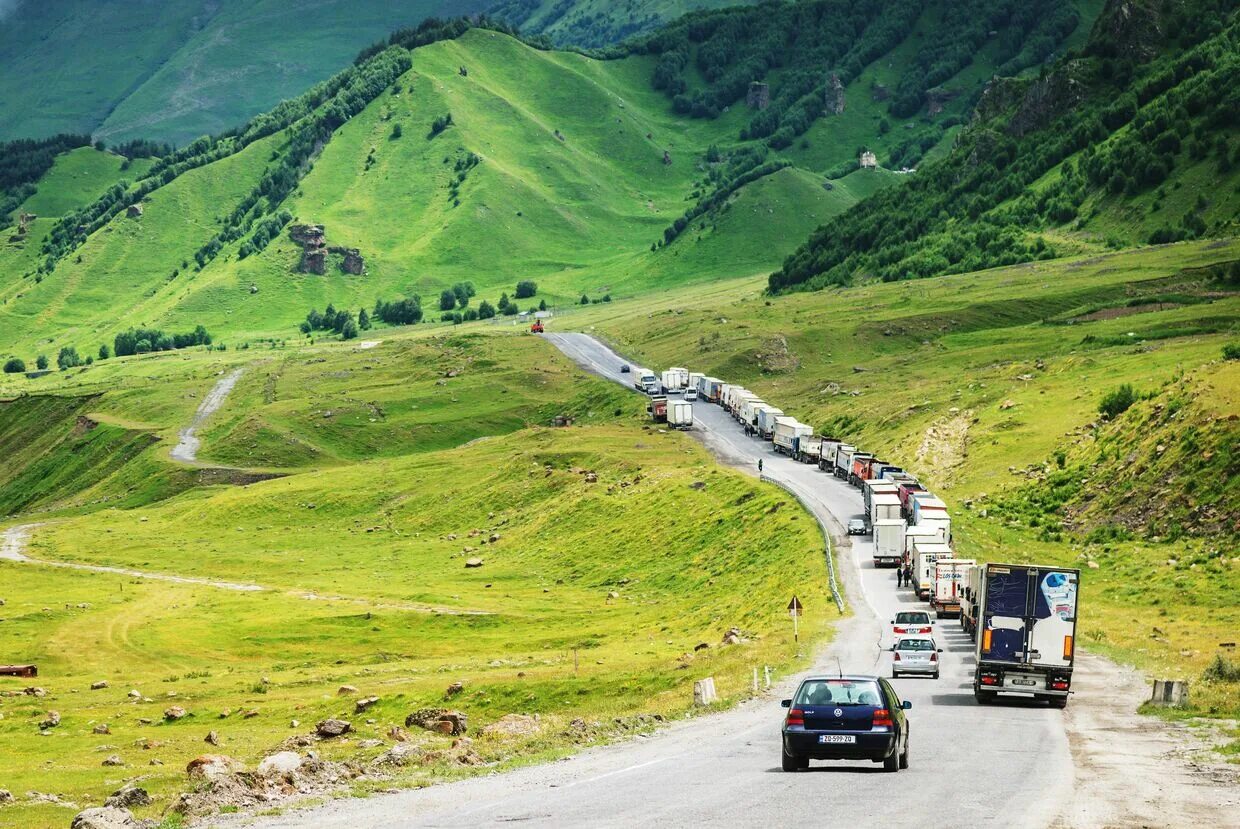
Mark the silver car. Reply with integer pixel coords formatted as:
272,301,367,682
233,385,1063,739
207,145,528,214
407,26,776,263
891,635,941,679
683,388,698,401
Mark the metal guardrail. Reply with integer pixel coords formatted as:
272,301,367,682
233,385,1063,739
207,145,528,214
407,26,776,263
761,473,845,614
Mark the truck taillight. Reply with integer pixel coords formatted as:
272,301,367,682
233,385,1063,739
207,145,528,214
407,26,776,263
873,709,893,728
785,708,804,727
1063,635,1073,661
980,675,998,686
1050,679,1070,691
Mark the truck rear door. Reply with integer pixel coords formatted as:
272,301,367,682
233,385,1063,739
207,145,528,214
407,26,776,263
981,566,1078,666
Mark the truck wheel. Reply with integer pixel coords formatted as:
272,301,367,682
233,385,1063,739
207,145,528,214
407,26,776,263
974,687,996,704
1048,696,1068,709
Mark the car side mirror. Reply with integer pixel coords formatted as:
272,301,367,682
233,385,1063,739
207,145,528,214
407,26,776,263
938,649,944,653
780,699,791,708
888,619,894,624
901,700,912,710
889,645,896,651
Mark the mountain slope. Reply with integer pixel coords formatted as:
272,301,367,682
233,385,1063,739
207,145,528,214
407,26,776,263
0,0,489,146
488,0,753,47
771,0,1240,291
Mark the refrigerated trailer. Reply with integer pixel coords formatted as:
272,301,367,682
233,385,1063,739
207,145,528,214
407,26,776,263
833,444,856,479
960,565,983,639
756,406,785,439
818,439,843,472
871,493,902,523
668,399,692,429
872,519,905,568
793,434,822,463
661,368,689,392
863,479,898,518
932,558,975,618
913,541,954,602
974,563,1080,708
739,398,766,434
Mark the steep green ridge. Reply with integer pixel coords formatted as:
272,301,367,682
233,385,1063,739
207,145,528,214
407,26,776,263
0,28,884,362
489,0,753,47
772,0,1240,291
0,1,489,146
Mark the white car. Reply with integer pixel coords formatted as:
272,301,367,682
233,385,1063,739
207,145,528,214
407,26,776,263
892,635,942,679
683,388,698,401
890,610,934,639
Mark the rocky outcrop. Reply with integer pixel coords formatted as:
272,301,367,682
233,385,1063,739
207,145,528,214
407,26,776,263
1007,61,1088,137
825,73,845,115
746,81,770,110
126,203,143,218
70,807,139,829
1090,0,1165,60
926,87,959,116
406,708,467,735
288,225,365,275
871,81,889,102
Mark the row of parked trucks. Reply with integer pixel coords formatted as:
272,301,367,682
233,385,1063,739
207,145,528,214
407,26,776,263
643,364,1081,708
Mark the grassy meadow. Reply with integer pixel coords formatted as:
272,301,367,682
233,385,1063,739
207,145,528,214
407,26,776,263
0,327,833,827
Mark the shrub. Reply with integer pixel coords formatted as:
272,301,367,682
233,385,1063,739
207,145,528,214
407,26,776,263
3,357,26,373
390,123,403,139
36,354,49,370
580,294,590,305
515,280,537,299
97,344,109,360
1202,654,1240,683
1098,384,1136,418
477,300,496,319
439,289,457,311
1223,343,1240,361
57,346,83,370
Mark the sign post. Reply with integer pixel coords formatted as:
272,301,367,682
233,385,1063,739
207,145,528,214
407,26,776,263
787,595,804,643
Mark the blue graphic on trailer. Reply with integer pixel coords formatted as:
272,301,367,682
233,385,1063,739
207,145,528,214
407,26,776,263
982,567,1077,666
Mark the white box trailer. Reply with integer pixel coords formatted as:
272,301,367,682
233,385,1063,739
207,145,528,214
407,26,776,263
723,385,750,413
871,493,902,523
772,417,812,454
914,515,951,545
668,399,692,428
863,479,899,517
872,519,905,568
739,397,766,432
756,406,784,439
911,495,948,525
661,368,688,392
733,392,760,421
688,372,705,393
933,558,975,618
702,377,724,402
960,564,984,639
833,443,856,479
914,541,955,602
819,439,843,472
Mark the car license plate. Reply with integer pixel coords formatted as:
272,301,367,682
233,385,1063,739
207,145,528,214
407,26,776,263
819,735,856,744
1012,678,1037,686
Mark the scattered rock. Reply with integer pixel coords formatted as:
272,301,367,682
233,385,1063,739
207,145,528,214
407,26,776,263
387,725,409,742
127,690,141,699
289,719,300,729
481,713,540,738
371,743,422,767
405,709,467,736
445,682,464,698
90,681,109,690
70,806,138,829
93,724,111,735
464,557,484,568
163,706,187,721
694,642,710,652
337,685,358,695
607,591,619,599
186,754,243,780
101,755,124,766
25,686,47,697
256,751,302,777
999,399,1016,410
39,711,60,729
104,785,150,809
355,696,380,713
204,730,220,746
242,709,259,719
584,472,598,483
0,789,11,802
316,719,351,738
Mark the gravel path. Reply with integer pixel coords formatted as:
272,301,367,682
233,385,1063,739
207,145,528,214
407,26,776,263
170,367,245,463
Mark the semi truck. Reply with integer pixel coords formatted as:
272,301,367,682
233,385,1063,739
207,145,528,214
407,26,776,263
792,434,822,463
661,367,689,392
668,399,692,429
897,482,927,517
833,444,856,479
646,396,668,423
932,558,975,618
960,565,983,639
733,391,760,420
863,480,899,518
635,369,660,395
818,439,843,472
739,398,766,434
872,519,906,568
756,406,785,439
773,418,813,454
910,495,948,526
688,372,705,393
974,563,1080,708
848,454,876,487
703,377,724,402
913,541,955,602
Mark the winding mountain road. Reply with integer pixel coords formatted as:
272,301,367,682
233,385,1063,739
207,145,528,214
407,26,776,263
249,332,1084,828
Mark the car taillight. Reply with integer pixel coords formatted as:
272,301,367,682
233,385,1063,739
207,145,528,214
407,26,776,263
893,652,901,661
918,626,931,633
894,626,905,634
930,651,938,662
873,709,893,728
786,708,804,727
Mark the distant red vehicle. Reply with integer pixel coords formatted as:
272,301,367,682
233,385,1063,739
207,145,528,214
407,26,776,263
530,320,544,333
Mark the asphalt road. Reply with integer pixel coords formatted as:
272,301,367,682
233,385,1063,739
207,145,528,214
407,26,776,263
249,332,1074,829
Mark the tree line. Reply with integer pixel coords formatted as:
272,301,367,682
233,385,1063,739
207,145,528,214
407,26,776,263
3,325,215,374
0,133,92,226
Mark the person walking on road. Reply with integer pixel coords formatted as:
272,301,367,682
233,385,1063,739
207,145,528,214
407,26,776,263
897,567,904,588
758,458,763,474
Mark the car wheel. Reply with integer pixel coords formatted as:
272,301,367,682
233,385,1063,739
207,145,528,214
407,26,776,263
781,745,802,772
892,670,899,678
899,738,910,769
932,671,940,680
883,749,900,773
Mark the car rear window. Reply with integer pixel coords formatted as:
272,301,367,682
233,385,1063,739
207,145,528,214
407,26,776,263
897,638,935,651
795,679,883,707
894,612,929,624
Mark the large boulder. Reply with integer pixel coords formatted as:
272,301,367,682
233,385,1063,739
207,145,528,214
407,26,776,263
39,710,60,729
256,751,303,777
315,718,351,738
163,706,187,721
186,753,243,780
105,785,151,809
481,713,541,739
405,708,467,736
70,807,138,829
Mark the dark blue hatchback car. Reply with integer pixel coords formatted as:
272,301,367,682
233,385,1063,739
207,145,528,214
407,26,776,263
781,675,911,772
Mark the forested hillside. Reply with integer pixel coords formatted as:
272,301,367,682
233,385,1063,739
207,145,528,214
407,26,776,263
0,3,1097,362
489,0,752,47
771,0,1240,291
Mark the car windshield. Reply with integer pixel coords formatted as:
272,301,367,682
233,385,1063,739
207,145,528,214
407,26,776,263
794,679,883,707
894,612,930,625
897,638,935,651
